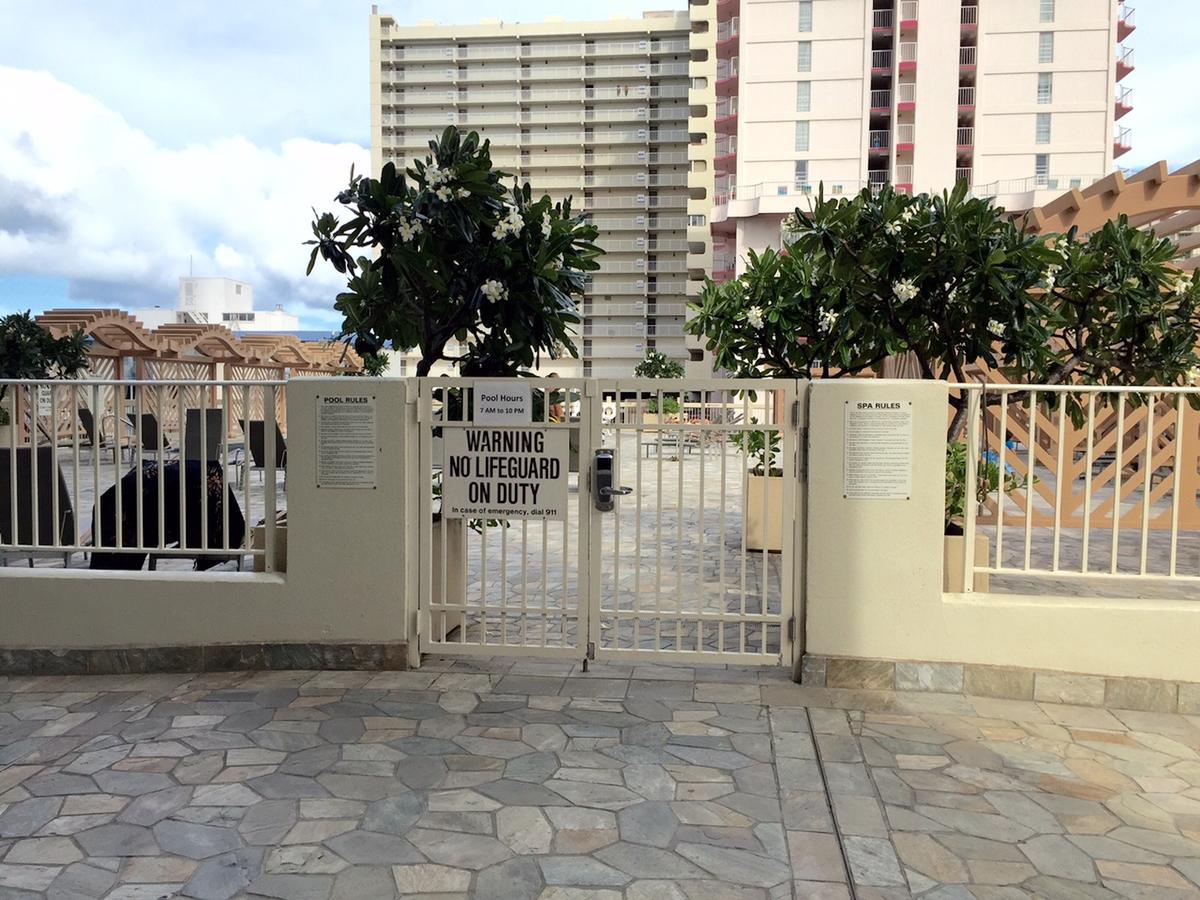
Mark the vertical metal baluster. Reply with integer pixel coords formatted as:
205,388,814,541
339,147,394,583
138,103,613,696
72,384,81,548
501,511,509,646
995,392,1008,571
612,420,621,655
111,385,120,551
676,390,684,654
1081,392,1095,573
740,392,749,655
521,518,529,647
178,387,187,559
655,388,663,651
134,386,143,554
1139,392,1155,575
719,400,727,654
200,385,208,554
221,385,230,554
1170,394,1185,577
561,386,570,649
1023,390,1037,572
760,412,770,651
1111,394,1126,574
1051,398,1067,572
242,386,251,562
696,391,706,653
157,385,165,552
92,385,102,551
634,392,643,653
30,386,40,551
50,385,60,552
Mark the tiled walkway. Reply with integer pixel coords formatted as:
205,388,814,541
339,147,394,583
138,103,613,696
3,658,1200,898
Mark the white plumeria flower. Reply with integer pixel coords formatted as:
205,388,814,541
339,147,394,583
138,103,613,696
1188,366,1200,385
988,319,1004,334
545,256,561,272
1175,272,1194,297
397,218,422,242
435,186,452,202
893,279,918,301
900,206,916,222
481,280,508,302
818,309,839,330
455,187,469,199
425,166,448,187
542,212,553,234
746,307,765,328
884,221,901,237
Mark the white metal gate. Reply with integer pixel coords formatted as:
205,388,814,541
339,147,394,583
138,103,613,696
416,378,802,667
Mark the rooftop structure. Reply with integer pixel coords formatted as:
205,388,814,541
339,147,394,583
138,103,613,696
132,277,301,334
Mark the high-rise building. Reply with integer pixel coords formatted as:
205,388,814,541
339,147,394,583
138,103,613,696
711,0,1134,272
369,8,711,377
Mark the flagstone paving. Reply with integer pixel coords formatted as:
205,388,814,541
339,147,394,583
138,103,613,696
3,658,1200,898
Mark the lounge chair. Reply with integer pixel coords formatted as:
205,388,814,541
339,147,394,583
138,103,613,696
0,446,76,567
78,407,132,462
182,409,226,466
233,420,287,484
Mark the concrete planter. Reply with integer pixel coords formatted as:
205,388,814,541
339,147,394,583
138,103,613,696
943,534,990,592
745,473,785,552
431,517,467,640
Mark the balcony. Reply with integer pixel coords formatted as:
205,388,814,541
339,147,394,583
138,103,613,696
955,167,972,186
958,86,975,109
871,50,893,73
872,9,894,32
869,130,891,154
961,5,978,29
868,171,889,194
895,164,914,193
956,126,974,151
1114,126,1132,158
896,123,915,152
716,57,739,95
713,253,735,280
1118,4,1136,41
899,41,918,72
715,97,738,132
1115,85,1133,120
870,89,892,113
959,46,977,68
899,1,919,28
715,135,738,168
716,17,740,53
897,82,916,110
1117,45,1135,81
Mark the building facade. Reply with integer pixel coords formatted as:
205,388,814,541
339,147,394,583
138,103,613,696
370,9,713,377
132,278,300,333
711,0,1134,274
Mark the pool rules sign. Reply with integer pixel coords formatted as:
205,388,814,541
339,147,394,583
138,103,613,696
442,428,568,520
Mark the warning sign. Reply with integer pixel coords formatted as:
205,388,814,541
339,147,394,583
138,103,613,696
442,427,568,520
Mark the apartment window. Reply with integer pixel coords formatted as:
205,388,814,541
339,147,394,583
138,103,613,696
1040,0,1055,23
1036,112,1051,143
1036,153,1050,186
798,1,813,32
794,160,810,187
1038,32,1054,63
797,41,812,72
795,121,810,152
1037,72,1053,103
796,81,811,112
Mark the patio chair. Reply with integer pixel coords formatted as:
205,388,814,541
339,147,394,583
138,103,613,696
182,409,226,466
233,420,287,485
137,413,175,457
0,446,76,567
78,407,132,462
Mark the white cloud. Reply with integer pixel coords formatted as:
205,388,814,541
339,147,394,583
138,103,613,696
0,65,368,329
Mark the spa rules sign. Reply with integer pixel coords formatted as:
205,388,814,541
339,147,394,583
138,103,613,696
442,428,568,520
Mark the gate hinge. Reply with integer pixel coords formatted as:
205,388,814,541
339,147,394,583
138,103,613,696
791,400,801,427
796,427,809,478
786,617,796,642
587,641,596,660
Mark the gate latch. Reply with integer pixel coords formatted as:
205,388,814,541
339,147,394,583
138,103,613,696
593,449,633,512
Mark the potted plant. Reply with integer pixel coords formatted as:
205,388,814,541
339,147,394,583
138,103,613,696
634,349,686,424
0,312,89,447
644,395,681,425
942,441,1029,591
308,127,601,628
734,424,784,552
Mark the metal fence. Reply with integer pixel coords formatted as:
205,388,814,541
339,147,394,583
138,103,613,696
1,379,284,572
957,383,1200,595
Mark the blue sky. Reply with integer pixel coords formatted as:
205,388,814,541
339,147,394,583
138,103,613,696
0,0,1196,330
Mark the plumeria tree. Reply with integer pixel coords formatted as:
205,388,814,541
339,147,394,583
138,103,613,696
633,348,686,379
687,184,1200,437
307,127,601,377
1,311,89,426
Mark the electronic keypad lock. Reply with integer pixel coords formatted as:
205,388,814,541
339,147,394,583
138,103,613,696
593,449,633,512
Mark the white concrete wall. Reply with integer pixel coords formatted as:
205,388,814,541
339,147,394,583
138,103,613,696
804,380,1200,684
0,379,412,654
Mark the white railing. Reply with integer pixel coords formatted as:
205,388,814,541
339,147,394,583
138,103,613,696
712,254,735,273
957,383,1200,593
521,42,585,58
715,135,737,157
717,17,740,42
716,58,739,81
961,5,978,25
869,129,891,150
870,89,892,109
969,174,1104,197
1116,85,1133,107
585,281,648,294
873,9,894,28
895,164,913,184
1119,4,1135,28
716,97,738,119
872,49,893,69
957,126,974,146
868,171,888,186
1115,125,1132,147
900,1,919,20
955,166,972,185
1118,45,1135,68
959,45,977,66
1,380,284,573
729,179,878,201
958,86,975,106
897,82,916,104
896,123,915,145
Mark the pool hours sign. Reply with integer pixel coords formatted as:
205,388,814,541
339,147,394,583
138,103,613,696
442,427,568,520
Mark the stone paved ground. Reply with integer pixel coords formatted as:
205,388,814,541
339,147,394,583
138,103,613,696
3,658,1200,899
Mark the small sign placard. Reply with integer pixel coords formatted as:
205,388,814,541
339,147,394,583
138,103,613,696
473,382,532,424
316,394,378,489
442,427,568,520
843,400,913,500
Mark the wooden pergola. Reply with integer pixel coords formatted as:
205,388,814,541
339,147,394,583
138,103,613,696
1017,159,1200,270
